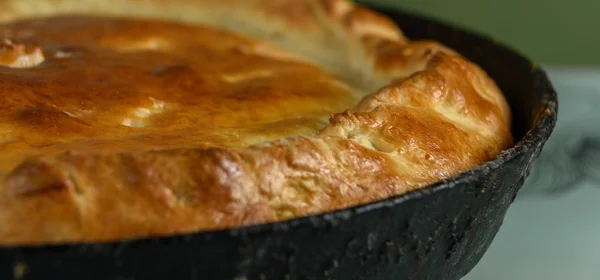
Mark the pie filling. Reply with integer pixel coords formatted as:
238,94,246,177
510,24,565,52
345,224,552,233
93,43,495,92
0,16,358,173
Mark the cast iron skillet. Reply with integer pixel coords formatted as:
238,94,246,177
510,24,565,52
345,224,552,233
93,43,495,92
0,5,558,280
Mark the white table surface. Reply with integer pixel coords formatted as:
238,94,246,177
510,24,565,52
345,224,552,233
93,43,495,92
463,67,600,280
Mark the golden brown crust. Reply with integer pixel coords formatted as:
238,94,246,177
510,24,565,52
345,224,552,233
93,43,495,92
0,0,512,245
0,16,357,173
1,137,421,243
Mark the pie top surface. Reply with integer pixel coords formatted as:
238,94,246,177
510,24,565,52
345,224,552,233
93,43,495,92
0,0,513,245
0,16,356,173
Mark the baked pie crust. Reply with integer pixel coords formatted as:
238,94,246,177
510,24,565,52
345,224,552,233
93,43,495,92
0,0,512,245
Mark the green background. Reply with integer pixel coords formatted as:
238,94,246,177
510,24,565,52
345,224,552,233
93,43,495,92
364,0,599,65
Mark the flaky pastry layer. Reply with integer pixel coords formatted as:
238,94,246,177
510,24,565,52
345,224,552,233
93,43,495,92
0,0,512,245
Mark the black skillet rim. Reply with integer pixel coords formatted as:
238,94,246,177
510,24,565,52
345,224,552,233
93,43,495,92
2,6,559,249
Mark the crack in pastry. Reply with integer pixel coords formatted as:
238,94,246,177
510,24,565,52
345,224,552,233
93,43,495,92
0,0,512,245
120,98,168,128
0,38,44,68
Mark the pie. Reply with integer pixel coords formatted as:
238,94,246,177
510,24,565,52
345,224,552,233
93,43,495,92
0,0,512,245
